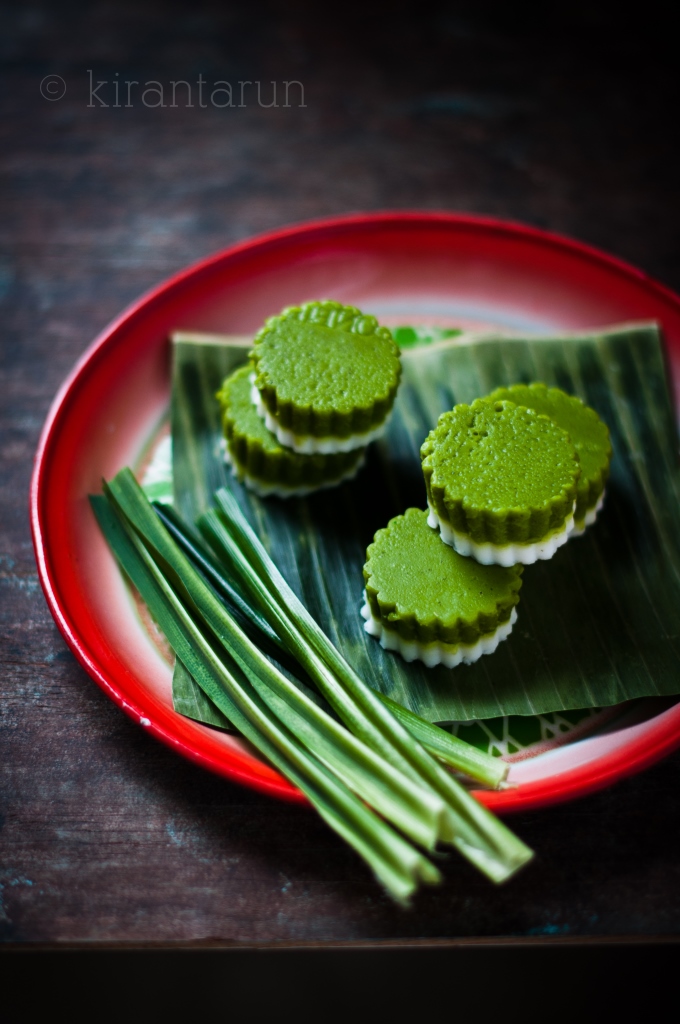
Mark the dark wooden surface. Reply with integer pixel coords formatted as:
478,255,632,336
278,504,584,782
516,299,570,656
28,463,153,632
2,1,680,945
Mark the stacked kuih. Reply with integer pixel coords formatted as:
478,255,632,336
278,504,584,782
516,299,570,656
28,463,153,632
218,300,401,497
250,300,401,452
362,383,611,671
484,383,612,535
218,366,365,498
362,508,523,668
421,397,582,566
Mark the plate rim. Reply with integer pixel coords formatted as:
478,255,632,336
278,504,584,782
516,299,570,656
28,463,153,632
30,209,680,813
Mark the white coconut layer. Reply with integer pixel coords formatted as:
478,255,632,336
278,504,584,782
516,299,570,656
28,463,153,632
250,376,390,454
222,441,365,498
570,490,606,538
427,503,576,566
361,599,518,668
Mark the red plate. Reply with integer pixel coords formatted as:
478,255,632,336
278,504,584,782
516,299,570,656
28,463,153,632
30,212,680,812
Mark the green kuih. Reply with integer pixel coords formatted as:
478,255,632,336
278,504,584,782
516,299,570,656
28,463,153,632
485,383,611,534
250,300,401,454
362,508,523,668
217,365,365,497
421,398,581,566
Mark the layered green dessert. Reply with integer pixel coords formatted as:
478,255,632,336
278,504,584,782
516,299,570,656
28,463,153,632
250,300,401,453
217,365,365,497
485,383,611,534
421,398,581,565
362,508,523,667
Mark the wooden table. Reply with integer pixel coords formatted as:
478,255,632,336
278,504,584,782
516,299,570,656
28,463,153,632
2,2,680,948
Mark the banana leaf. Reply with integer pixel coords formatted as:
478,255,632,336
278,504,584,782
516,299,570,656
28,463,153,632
171,322,680,722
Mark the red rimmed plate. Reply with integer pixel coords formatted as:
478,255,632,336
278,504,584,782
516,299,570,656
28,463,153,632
30,211,680,812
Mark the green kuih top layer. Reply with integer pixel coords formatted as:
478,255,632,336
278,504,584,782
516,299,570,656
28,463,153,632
251,300,401,440
421,398,581,546
363,508,523,647
485,383,612,527
217,365,364,492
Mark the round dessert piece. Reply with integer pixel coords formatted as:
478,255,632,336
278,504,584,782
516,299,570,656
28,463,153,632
421,398,581,566
362,508,523,668
250,300,401,454
217,365,365,498
485,383,612,535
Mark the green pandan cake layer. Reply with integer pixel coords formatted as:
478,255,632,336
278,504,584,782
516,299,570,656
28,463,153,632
217,365,364,487
485,383,611,525
363,508,523,646
421,398,581,545
251,300,401,439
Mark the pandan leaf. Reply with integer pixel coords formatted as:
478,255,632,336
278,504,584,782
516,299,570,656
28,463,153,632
92,476,533,888
172,657,234,730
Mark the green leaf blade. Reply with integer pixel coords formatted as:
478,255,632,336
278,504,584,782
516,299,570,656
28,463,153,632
91,491,442,903
172,323,680,721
